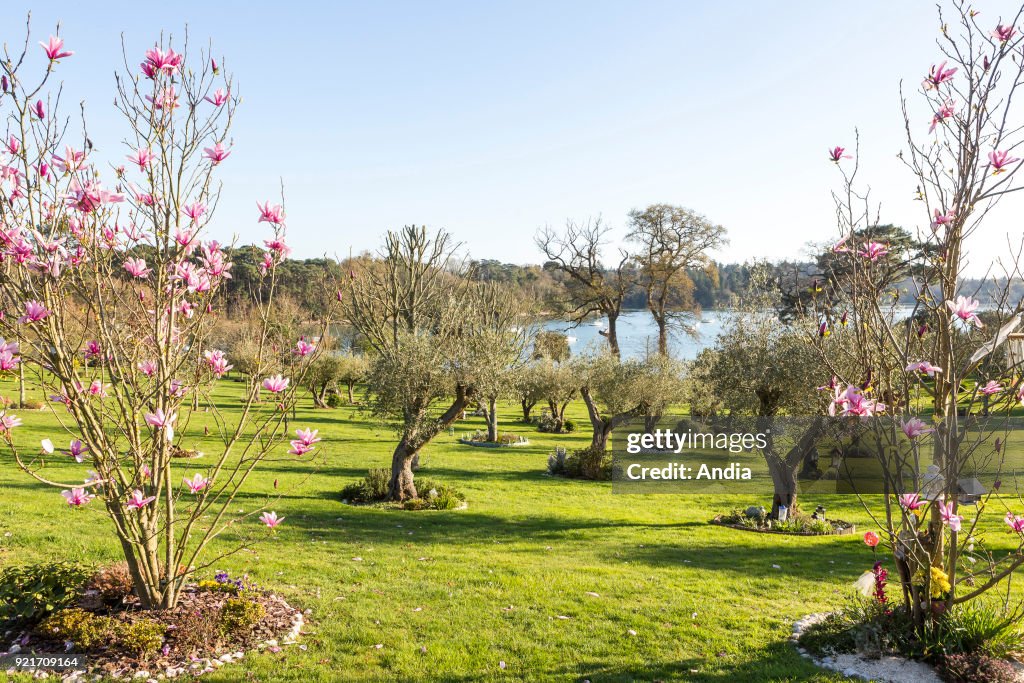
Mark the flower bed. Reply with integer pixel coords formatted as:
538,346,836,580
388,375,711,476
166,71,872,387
711,508,855,536
1,567,303,681
459,431,530,448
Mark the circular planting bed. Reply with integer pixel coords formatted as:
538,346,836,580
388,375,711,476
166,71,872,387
711,510,855,536
2,573,304,682
458,437,530,448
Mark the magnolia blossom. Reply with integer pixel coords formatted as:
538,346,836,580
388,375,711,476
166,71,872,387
257,201,286,225
53,146,87,174
289,427,321,456
262,374,290,393
929,100,956,132
141,47,182,77
988,149,1020,174
828,384,885,417
203,142,230,164
901,417,934,439
203,349,233,378
204,88,229,106
260,511,284,528
930,208,955,231
88,379,109,398
938,500,963,532
925,61,957,89
40,438,54,454
831,236,851,253
858,241,889,261
980,380,1004,396
1006,512,1024,534
33,100,45,120
62,488,94,506
83,340,102,361
992,24,1017,42
66,439,88,463
126,148,154,169
905,360,942,377
126,489,157,510
0,413,22,433
293,340,316,357
181,202,207,222
19,300,50,323
898,493,925,511
40,36,73,61
828,146,851,162
184,473,209,494
124,257,152,279
138,359,157,377
144,408,176,432
946,295,983,328
0,341,20,372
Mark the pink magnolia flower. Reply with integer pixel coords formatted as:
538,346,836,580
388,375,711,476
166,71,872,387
1006,512,1024,533
257,202,286,225
264,236,291,258
40,36,73,61
181,202,207,223
993,24,1017,42
901,417,934,439
929,100,956,132
126,489,157,510
204,88,229,106
829,384,885,417
87,380,109,398
126,148,154,169
938,500,963,532
53,146,87,174
262,374,290,393
203,349,233,378
124,257,152,279
62,488,94,507
211,58,220,74
144,408,176,430
980,380,1004,396
260,511,284,528
142,47,182,77
828,146,852,163
988,149,1020,174
0,413,22,433
296,427,321,445
33,100,45,120
930,208,955,231
898,493,925,511
184,473,209,494
66,439,89,463
859,241,889,261
146,86,180,111
946,295,983,328
168,379,188,398
19,300,50,324
203,142,230,165
138,359,157,377
293,340,316,357
6,135,19,155
831,236,851,253
905,360,943,377
925,61,957,89
83,340,102,361
1018,384,1024,406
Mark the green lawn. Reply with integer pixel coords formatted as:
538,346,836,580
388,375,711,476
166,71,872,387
2,376,1019,682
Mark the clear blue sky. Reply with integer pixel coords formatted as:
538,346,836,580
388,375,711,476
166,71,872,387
3,1,1021,274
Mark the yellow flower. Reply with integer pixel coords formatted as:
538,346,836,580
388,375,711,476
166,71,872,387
930,566,951,598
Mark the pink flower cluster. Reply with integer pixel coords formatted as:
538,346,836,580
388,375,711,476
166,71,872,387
827,384,885,416
289,428,321,456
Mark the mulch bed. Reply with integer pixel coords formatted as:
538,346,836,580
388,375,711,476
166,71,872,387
710,516,856,536
6,586,303,680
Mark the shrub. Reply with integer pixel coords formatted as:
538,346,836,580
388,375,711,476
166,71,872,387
0,561,93,627
36,608,115,650
927,602,1022,659
939,652,1018,683
219,597,266,636
340,468,391,503
562,419,577,433
549,446,612,480
168,608,221,656
16,399,44,410
403,479,465,510
537,411,572,433
325,391,342,408
115,619,167,656
79,562,135,610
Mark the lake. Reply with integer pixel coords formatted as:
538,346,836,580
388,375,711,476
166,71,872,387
542,309,735,360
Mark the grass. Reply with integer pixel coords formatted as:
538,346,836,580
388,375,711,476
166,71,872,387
2,376,1023,682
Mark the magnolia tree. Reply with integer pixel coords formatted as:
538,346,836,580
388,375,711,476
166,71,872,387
0,27,326,609
813,1,1024,633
